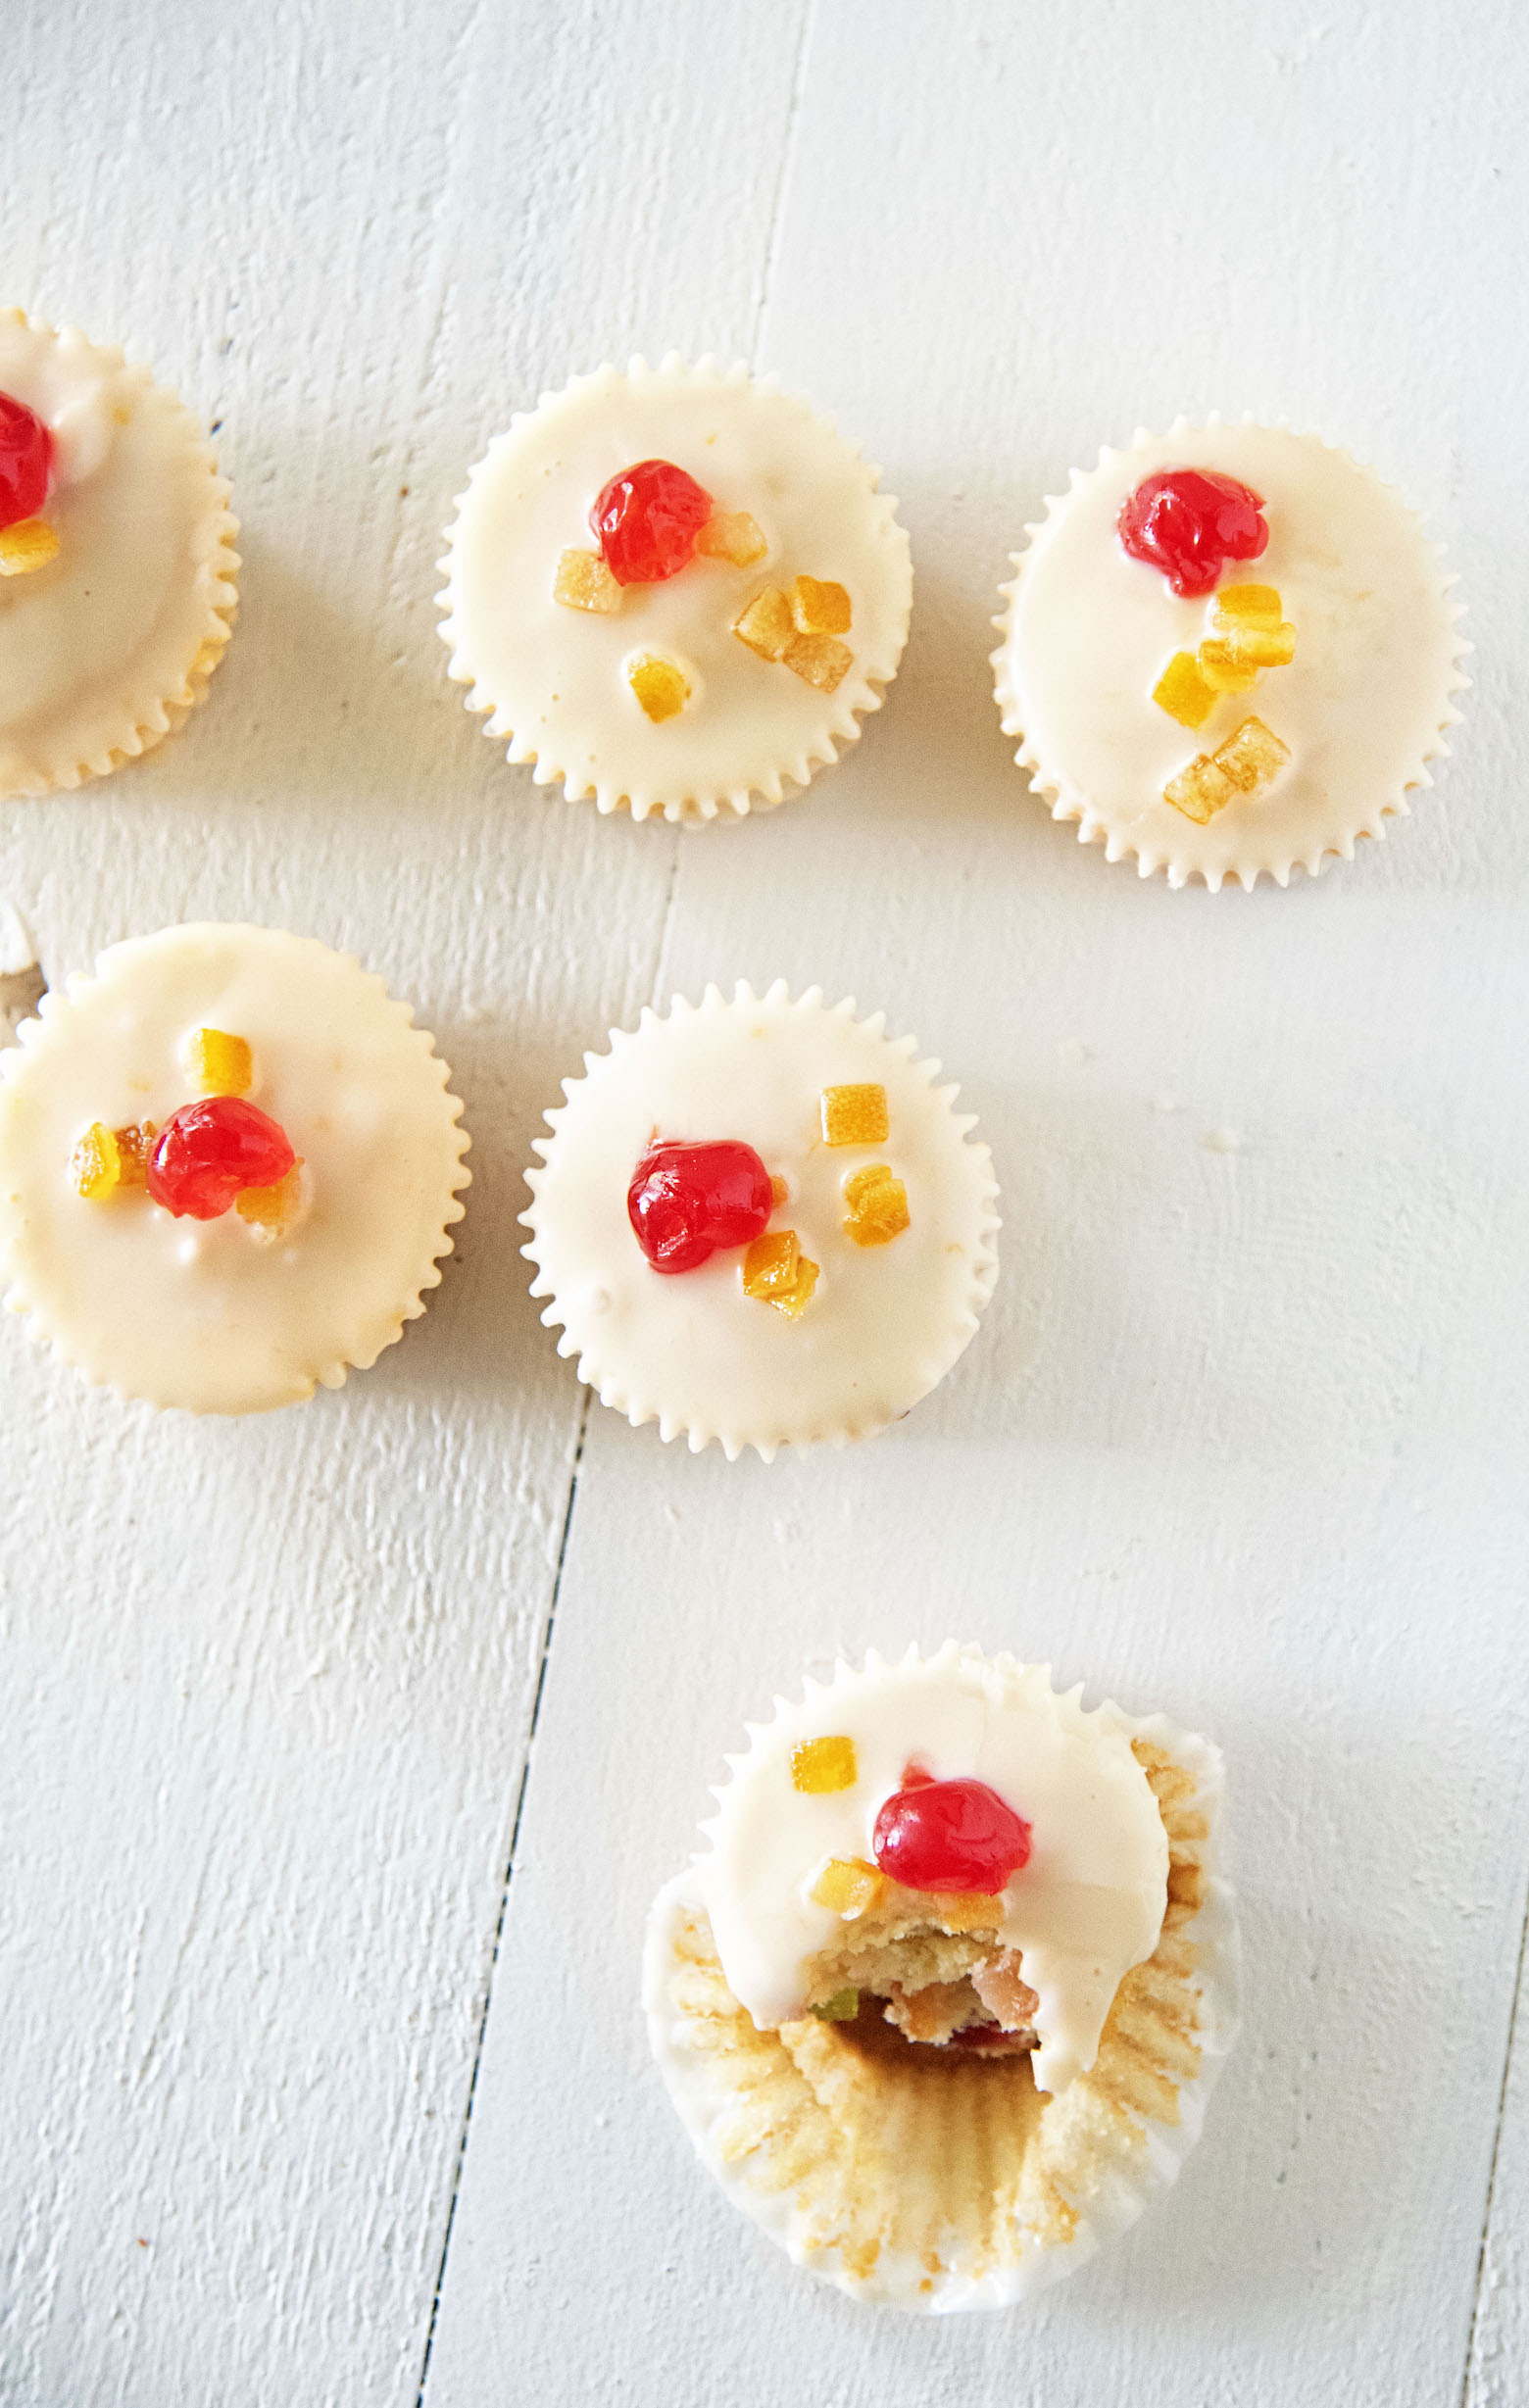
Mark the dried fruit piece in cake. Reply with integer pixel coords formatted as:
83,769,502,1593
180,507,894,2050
810,1987,861,2022
810,1857,886,1918
112,1122,154,1189
1213,617,1298,669
1196,639,1260,694
1213,582,1282,627
553,548,622,614
0,391,54,530
819,1083,889,1147
842,1163,910,1248
184,1027,253,1096
628,654,691,723
732,585,795,663
591,459,713,586
872,1774,1033,1894
1162,750,1236,824
0,518,60,577
1153,651,1218,728
1214,714,1291,793
791,575,852,636
695,511,767,566
236,1162,304,1240
71,1121,121,1201
792,1734,858,1793
146,1096,297,1221
742,1227,802,1300
1117,467,1268,597
627,1137,774,1274
783,632,853,694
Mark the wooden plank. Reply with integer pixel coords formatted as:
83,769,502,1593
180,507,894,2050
424,3,1529,2403
0,3,804,2402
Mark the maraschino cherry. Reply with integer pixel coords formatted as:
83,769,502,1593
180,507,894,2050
627,1138,773,1273
872,1766,1032,1894
0,393,53,532
591,459,713,585
1117,467,1268,599
147,1097,296,1221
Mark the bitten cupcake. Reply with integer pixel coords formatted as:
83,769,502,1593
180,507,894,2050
992,418,1468,889
0,925,469,1413
0,310,239,800
520,984,998,1458
646,1645,1237,2309
437,357,912,822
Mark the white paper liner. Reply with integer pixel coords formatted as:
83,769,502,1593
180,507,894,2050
0,925,469,1414
645,1656,1237,2311
437,357,912,823
520,983,1000,1459
992,417,1469,890
0,309,239,801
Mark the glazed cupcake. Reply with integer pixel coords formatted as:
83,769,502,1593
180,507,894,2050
0,310,239,800
992,418,1468,889
0,925,469,1413
520,984,998,1458
646,1645,1236,2309
437,357,912,822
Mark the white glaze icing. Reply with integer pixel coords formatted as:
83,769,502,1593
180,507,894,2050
993,420,1468,889
0,310,239,800
438,358,912,821
520,985,999,1459
694,1646,1168,2098
0,925,469,1413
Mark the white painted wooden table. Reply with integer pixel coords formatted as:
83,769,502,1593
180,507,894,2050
4,4,1528,2401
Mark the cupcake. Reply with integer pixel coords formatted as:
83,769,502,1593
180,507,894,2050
646,1645,1237,2309
520,984,998,1458
0,925,469,1413
0,310,239,801
992,418,1468,889
437,357,912,822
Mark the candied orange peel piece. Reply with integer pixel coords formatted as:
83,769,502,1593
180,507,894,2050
628,654,691,722
1153,651,1218,728
112,1122,154,1189
553,547,621,614
843,1162,911,1247
783,631,853,693
820,1084,889,1147
71,1121,122,1201
1162,752,1235,824
185,1027,253,1096
1216,618,1297,669
1195,639,1259,694
733,584,795,663
811,1858,887,1919
792,1735,858,1794
791,574,852,636
1214,582,1283,627
0,517,60,577
768,1172,789,1207
768,1252,819,1320
742,1227,801,1298
696,511,767,566
1214,714,1291,793
236,1160,304,1239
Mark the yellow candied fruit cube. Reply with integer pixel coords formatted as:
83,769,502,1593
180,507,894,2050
112,1122,155,1189
732,583,795,662
695,511,767,566
236,1160,304,1237
1163,752,1236,824
185,1027,253,1095
1213,714,1291,795
1153,651,1218,729
811,1857,886,1919
1213,582,1283,628
1196,639,1258,694
791,574,852,636
742,1226,801,1300
553,547,621,614
810,1987,861,2023
820,1083,889,1148
0,516,60,577
628,654,691,723
1219,619,1297,669
843,1162,911,1248
769,1253,819,1320
783,631,853,693
792,1734,858,1794
71,1121,122,1201
769,1172,789,1207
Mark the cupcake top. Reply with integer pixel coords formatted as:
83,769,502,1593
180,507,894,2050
0,924,469,1413
0,309,239,800
438,357,912,821
521,985,998,1459
695,1645,1168,2096
993,418,1467,888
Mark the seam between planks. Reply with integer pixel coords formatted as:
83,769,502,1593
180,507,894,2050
749,0,815,370
1458,1864,1529,2407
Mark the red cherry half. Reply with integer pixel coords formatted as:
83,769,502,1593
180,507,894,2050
1116,467,1268,599
872,1776,1032,1895
0,392,54,532
590,459,713,585
147,1097,297,1221
627,1138,774,1274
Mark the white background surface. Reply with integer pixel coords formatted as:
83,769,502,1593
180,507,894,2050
3,4,1528,2403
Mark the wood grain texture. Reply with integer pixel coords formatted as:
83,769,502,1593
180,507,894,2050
3,2,1528,2404
1,3,804,2402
